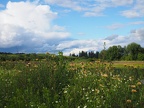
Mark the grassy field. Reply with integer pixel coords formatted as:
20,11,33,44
112,61,144,69
0,56,144,108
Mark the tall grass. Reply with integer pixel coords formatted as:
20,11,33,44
0,55,144,108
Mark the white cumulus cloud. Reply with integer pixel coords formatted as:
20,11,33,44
56,28,144,55
0,1,70,52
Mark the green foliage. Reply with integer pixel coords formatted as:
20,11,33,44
106,45,124,60
0,55,144,107
99,42,144,61
0,53,78,108
126,42,142,60
137,53,144,60
123,55,133,61
99,49,107,60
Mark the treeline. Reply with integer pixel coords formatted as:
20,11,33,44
70,42,144,61
1,42,144,61
0,52,13,54
70,51,99,58
0,52,68,61
0,53,48,61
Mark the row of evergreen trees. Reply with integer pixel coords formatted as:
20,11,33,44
69,42,144,61
70,51,99,58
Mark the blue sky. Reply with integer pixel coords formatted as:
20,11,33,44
0,0,144,55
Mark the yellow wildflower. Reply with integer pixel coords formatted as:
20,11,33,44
34,65,38,68
131,89,137,93
126,99,132,103
130,85,136,88
136,82,142,86
99,84,104,88
101,74,108,78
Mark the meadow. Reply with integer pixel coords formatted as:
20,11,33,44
0,53,144,108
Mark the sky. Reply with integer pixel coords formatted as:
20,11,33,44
0,0,144,55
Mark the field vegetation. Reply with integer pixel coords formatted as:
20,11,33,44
0,51,144,108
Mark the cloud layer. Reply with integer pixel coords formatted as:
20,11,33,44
121,0,144,18
44,0,134,17
44,0,144,18
57,28,144,55
0,1,70,52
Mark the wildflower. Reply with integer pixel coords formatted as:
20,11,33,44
126,99,132,103
92,89,94,92
134,66,137,69
99,84,104,88
26,64,29,67
26,62,31,67
101,74,108,78
81,65,85,68
30,104,34,107
97,60,100,63
18,70,22,73
34,65,38,68
95,89,100,94
129,77,133,81
130,85,136,88
131,89,137,93
28,62,31,65
55,101,58,103
64,90,67,94
136,82,142,86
